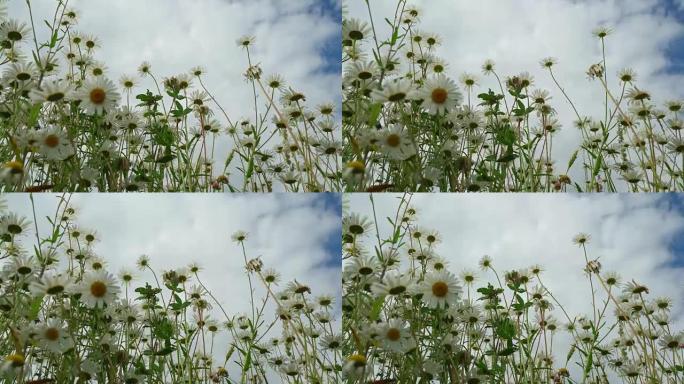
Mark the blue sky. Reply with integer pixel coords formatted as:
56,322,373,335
655,0,684,73
318,0,343,74
660,194,684,267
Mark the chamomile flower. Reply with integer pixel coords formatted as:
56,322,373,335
371,272,412,297
37,127,74,161
231,230,248,243
29,79,74,104
378,319,412,353
378,125,416,161
0,19,31,43
417,270,462,309
29,273,72,296
342,18,371,42
76,270,120,308
343,213,372,237
34,319,73,353
75,77,120,115
415,74,462,114
371,78,415,104
236,35,255,48
0,213,31,237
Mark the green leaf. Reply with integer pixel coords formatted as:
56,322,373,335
366,103,383,127
495,318,516,340
567,149,579,171
155,347,176,356
28,295,44,321
369,295,385,322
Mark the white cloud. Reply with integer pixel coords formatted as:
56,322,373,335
3,193,342,377
348,193,684,379
346,0,684,182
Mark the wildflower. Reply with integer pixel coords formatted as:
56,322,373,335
75,77,120,114
378,319,412,353
417,270,462,309
0,19,31,43
29,79,74,104
378,125,416,161
587,63,604,79
37,127,74,161
76,270,120,308
137,61,152,75
0,213,31,237
592,26,613,38
371,78,415,103
478,255,493,270
343,18,370,42
618,68,637,83
415,74,462,114
343,213,373,237
136,255,150,270
371,272,412,297
236,35,255,48
481,59,496,75
572,233,590,245
540,57,558,69
29,273,72,296
342,354,372,380
34,319,73,353
231,230,248,243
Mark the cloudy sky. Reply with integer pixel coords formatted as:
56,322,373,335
7,0,341,184
346,0,684,182
348,193,684,379
3,192,342,376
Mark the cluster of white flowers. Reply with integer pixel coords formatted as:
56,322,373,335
342,1,683,192
0,200,341,383
341,196,683,383
0,3,340,192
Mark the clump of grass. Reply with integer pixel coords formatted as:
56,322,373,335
342,1,683,192
0,1,341,192
0,195,341,383
342,193,683,383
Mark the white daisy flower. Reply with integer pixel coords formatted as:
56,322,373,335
29,79,74,104
371,78,415,104
76,270,120,308
416,270,462,309
29,272,72,296
34,319,73,353
415,74,462,114
0,19,31,43
75,77,120,115
231,230,248,243
37,127,74,161
342,18,371,42
379,125,416,161
378,318,412,353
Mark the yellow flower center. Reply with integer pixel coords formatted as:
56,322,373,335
431,88,448,104
45,327,60,341
386,134,401,148
386,328,401,341
44,134,60,148
6,354,24,367
90,281,107,298
348,354,366,367
432,281,449,297
89,88,106,104
5,161,24,173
